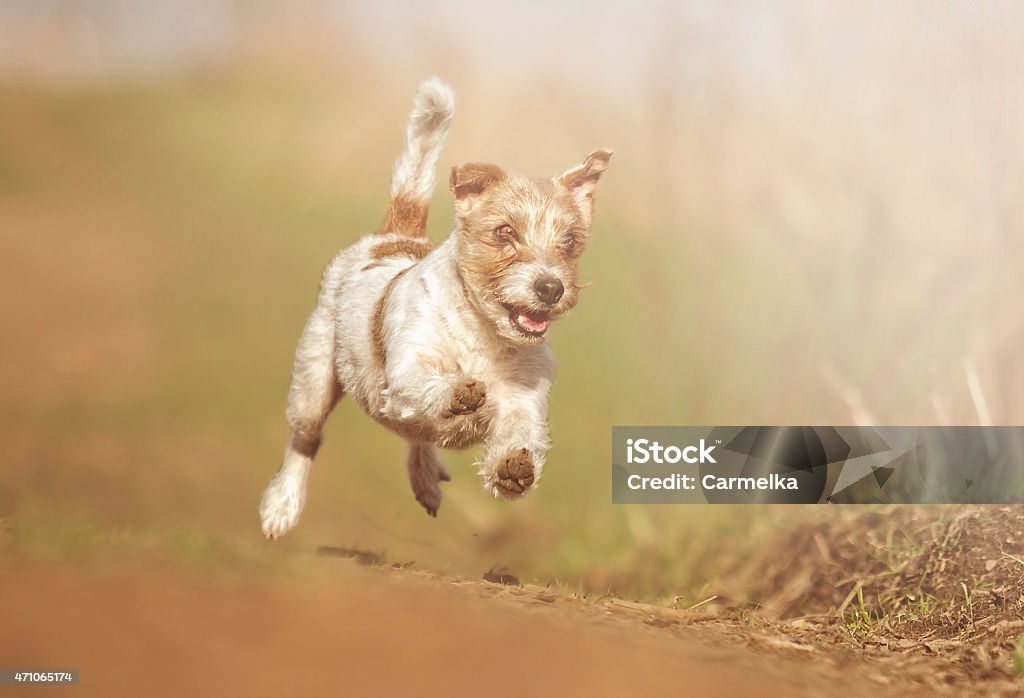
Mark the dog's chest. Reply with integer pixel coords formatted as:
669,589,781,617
376,402,491,450
432,407,492,449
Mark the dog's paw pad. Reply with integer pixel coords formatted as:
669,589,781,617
495,448,535,497
449,379,487,415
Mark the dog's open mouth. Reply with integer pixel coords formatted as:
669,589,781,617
507,307,550,337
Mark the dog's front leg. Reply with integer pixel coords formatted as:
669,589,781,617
380,352,487,423
479,386,552,499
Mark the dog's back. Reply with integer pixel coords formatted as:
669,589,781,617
319,79,456,415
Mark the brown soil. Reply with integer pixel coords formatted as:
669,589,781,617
0,557,824,698
4,517,1024,698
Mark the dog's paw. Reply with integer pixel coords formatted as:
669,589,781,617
412,479,443,518
407,443,450,517
490,448,536,499
259,473,306,540
448,379,487,415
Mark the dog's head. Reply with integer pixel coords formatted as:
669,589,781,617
450,149,612,344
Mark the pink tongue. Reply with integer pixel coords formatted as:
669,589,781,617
516,311,549,333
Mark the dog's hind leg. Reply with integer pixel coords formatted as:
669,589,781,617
406,441,450,517
260,306,341,539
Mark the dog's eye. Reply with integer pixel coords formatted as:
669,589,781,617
495,225,519,244
561,232,581,254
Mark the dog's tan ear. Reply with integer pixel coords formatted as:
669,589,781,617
556,149,612,224
450,163,506,200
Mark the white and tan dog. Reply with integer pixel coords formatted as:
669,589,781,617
259,78,611,538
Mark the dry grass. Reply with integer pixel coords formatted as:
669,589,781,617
710,506,1024,683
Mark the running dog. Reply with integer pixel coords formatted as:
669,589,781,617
260,78,611,538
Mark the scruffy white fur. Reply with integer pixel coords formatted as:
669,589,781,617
260,78,611,538
390,78,454,202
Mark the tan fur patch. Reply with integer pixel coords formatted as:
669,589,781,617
380,194,429,237
370,238,433,261
291,431,321,458
450,163,507,200
371,266,413,367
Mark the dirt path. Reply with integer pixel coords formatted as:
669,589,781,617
2,555,1014,698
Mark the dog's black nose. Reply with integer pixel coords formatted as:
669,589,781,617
534,277,564,305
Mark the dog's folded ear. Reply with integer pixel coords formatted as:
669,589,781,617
556,149,613,225
450,163,506,200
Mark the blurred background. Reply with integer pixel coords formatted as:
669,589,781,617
1,0,1021,597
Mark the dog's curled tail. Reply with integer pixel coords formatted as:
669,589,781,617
381,77,454,238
